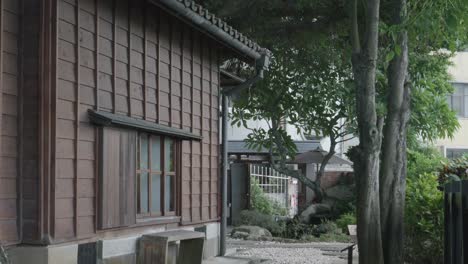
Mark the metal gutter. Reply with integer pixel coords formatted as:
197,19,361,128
220,94,229,256
152,0,267,61
219,52,270,255
220,69,246,86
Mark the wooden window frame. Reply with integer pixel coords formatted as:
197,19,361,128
136,133,179,219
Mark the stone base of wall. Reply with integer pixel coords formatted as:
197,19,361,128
7,222,220,264
100,253,136,264
8,244,78,264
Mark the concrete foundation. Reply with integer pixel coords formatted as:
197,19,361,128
8,244,78,264
8,223,221,264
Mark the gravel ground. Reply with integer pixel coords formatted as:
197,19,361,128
231,246,335,264
227,239,356,264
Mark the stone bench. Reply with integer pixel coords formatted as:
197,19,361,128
138,230,205,264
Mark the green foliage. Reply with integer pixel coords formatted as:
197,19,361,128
407,144,446,180
303,232,351,243
238,208,352,241
282,217,352,243
438,156,468,186
336,212,357,233
238,210,286,236
208,0,462,193
283,218,314,239
408,52,459,141
301,221,351,243
405,172,444,264
405,143,446,263
231,43,355,150
250,178,287,216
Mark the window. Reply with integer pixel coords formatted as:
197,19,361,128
446,148,468,159
447,83,468,117
137,133,177,217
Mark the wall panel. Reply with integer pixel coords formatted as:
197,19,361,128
0,0,20,245
52,0,220,241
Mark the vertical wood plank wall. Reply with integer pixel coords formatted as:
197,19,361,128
54,0,220,241
0,0,20,245
21,0,41,243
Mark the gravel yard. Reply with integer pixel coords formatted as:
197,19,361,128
227,239,358,264
232,246,334,264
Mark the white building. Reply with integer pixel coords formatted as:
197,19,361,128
436,52,468,158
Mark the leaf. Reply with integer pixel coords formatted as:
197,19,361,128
386,49,395,64
395,45,402,56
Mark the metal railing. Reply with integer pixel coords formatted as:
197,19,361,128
250,164,289,209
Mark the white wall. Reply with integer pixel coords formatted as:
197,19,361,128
436,52,468,153
227,116,306,141
449,52,468,83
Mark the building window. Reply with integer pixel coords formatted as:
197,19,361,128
446,148,468,159
136,133,177,217
447,83,468,117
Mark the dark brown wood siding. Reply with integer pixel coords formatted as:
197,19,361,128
98,127,136,229
53,0,220,242
0,0,21,245
21,0,42,243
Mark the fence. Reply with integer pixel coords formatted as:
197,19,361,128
249,164,297,215
444,180,468,264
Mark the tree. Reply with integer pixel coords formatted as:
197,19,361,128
231,44,355,200
201,0,468,262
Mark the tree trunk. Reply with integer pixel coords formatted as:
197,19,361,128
316,139,337,189
380,0,410,263
350,0,384,263
351,63,385,264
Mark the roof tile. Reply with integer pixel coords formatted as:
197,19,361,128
172,0,265,55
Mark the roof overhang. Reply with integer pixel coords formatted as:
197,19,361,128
88,110,202,141
150,0,270,61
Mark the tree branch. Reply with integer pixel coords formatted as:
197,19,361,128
336,135,357,144
267,118,324,201
351,0,361,54
316,135,338,189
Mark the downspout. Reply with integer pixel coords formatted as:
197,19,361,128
220,51,270,256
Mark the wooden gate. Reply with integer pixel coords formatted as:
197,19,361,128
444,180,468,264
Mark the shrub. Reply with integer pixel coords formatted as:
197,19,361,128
238,210,286,236
303,231,350,243
332,198,356,219
250,178,287,216
407,145,446,180
438,155,468,186
335,212,356,233
283,217,314,239
405,172,443,264
303,221,351,243
404,144,447,264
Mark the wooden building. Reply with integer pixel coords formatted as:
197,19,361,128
0,0,269,262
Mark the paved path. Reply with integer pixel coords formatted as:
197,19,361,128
227,239,358,264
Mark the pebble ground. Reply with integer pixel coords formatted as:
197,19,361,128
227,239,358,264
